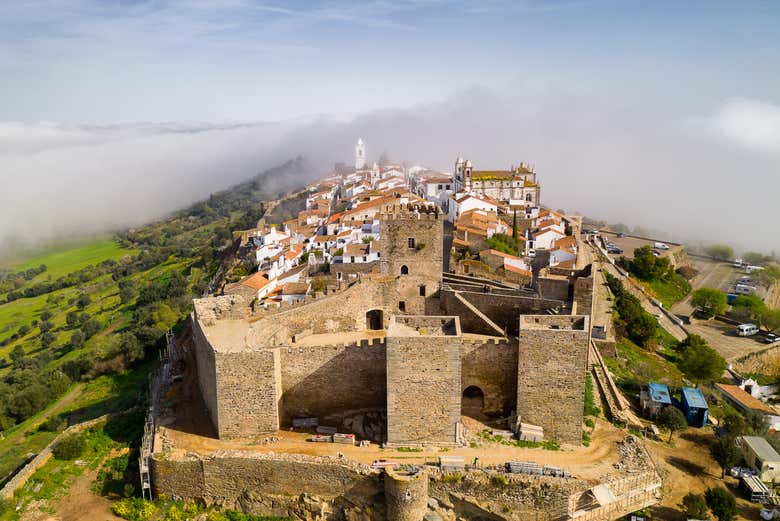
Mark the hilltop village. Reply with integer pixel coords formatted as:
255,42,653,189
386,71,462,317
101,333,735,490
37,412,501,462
110,138,780,521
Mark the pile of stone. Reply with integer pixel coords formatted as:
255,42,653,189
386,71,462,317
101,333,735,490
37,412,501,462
613,435,649,473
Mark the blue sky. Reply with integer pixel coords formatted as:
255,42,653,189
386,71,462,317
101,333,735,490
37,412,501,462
1,0,778,122
1,1,779,253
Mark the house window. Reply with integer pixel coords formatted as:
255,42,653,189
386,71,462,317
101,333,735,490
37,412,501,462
419,285,426,296
337,272,342,280
407,237,415,249
400,265,409,275
526,193,532,202
398,301,406,312
350,256,355,263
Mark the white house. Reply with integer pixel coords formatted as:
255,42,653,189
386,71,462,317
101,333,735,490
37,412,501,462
448,194,499,222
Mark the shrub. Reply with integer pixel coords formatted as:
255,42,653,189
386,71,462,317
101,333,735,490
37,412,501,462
111,498,159,521
53,432,87,460
443,472,464,483
40,414,66,432
682,492,709,519
490,474,509,487
705,486,736,521
584,417,595,429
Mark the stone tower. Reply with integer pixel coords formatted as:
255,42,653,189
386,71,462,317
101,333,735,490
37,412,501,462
516,314,590,444
355,138,366,170
379,203,443,315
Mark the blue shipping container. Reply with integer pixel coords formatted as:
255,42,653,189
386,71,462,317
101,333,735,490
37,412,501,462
681,387,709,427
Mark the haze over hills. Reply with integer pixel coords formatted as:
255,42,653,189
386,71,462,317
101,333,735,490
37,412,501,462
2,89,780,257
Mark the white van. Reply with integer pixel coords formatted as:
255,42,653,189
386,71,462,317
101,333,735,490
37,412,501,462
654,242,670,250
737,324,759,337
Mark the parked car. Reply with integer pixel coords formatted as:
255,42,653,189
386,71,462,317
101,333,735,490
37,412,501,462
730,466,758,478
608,246,623,254
765,334,780,344
737,324,759,337
616,232,626,238
654,242,670,250
527,249,536,258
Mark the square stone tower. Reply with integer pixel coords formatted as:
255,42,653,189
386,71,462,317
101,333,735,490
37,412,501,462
380,203,443,315
516,315,590,445
386,316,462,447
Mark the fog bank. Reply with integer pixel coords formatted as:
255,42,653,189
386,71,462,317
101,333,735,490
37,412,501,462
1,88,779,257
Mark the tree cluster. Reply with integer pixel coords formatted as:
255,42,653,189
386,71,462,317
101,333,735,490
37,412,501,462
604,271,658,346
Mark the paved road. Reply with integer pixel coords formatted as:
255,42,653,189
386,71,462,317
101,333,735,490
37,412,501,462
585,240,687,342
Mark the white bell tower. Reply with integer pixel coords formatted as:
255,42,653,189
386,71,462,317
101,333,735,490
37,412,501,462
355,138,366,170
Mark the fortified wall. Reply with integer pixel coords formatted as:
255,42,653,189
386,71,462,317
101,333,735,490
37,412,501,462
189,202,594,445
517,315,590,444
386,316,463,447
151,450,588,521
151,440,662,521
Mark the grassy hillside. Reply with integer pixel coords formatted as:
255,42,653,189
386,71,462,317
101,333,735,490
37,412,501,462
1,240,137,283
0,157,316,518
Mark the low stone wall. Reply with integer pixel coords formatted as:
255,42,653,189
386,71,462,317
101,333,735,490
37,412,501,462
150,449,589,521
1,413,119,499
152,451,383,520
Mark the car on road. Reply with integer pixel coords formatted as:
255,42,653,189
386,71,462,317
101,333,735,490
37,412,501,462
607,246,623,254
616,232,626,238
766,334,780,344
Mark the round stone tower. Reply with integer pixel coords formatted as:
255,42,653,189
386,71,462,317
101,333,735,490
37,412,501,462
384,466,429,521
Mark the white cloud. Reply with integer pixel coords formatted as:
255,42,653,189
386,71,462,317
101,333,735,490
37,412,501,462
704,98,780,153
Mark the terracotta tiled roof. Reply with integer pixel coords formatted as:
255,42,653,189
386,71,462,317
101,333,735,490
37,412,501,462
241,272,270,291
503,263,532,276
715,384,778,415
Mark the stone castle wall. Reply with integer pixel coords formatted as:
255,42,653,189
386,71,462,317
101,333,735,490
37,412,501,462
151,450,586,521
386,332,462,446
461,338,518,417
192,313,219,433
215,348,281,438
151,452,383,520
517,315,590,444
440,289,563,335
248,278,392,346
279,341,387,426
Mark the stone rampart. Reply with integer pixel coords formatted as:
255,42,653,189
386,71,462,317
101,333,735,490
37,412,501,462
461,338,518,417
279,341,387,427
214,348,281,438
150,449,589,521
440,289,563,336
517,315,590,444
151,451,382,519
192,314,219,433
386,318,462,446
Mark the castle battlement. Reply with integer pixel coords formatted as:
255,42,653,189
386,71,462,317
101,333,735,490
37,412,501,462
380,202,441,220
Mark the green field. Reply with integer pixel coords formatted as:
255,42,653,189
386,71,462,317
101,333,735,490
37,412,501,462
1,239,136,283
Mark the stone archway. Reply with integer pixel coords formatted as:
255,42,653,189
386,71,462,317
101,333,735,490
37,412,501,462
366,309,383,330
462,385,485,419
